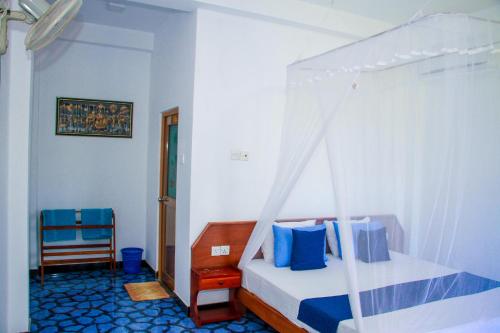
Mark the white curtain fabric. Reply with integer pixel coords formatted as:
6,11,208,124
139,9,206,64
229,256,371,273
239,13,500,332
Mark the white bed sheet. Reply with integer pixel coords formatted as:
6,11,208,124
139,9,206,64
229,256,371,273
242,252,500,333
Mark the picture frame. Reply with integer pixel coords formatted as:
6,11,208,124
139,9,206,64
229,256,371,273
56,97,133,138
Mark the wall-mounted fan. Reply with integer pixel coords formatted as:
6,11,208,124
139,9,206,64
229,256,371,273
0,0,82,55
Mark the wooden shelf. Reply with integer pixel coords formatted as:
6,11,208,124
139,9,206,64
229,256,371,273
43,243,110,250
39,210,117,286
197,306,242,325
44,250,113,257
43,257,112,266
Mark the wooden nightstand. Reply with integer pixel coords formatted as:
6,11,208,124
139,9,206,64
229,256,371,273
190,266,243,327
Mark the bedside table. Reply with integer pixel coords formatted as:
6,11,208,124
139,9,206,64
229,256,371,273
190,266,243,326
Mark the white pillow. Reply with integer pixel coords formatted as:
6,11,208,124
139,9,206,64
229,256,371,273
325,220,338,257
325,217,370,258
261,219,317,263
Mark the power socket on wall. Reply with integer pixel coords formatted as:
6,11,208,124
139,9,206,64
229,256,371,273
211,245,230,256
220,245,230,255
211,246,221,256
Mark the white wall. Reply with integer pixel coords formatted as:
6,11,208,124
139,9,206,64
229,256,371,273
30,24,153,268
0,46,10,333
190,8,352,240
176,8,365,306
146,11,197,304
143,7,362,306
0,22,32,332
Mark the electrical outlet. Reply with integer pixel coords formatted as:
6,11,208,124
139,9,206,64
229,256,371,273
211,246,221,256
240,152,249,161
220,245,230,256
230,150,249,161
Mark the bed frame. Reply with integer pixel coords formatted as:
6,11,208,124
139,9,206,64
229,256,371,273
238,287,307,332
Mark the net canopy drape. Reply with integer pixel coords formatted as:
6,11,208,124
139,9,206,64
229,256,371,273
239,13,500,332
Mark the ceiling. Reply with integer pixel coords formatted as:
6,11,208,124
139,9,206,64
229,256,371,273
75,0,176,32
74,0,499,34
300,0,500,25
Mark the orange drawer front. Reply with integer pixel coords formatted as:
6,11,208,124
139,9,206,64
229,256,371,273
199,275,241,290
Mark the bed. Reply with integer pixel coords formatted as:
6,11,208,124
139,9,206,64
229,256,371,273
241,252,500,333
190,220,499,332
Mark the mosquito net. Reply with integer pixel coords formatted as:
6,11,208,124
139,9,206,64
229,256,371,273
239,13,500,333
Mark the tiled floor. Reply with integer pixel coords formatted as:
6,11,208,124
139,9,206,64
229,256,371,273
30,268,276,333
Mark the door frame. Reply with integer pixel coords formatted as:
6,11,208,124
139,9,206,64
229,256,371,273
158,107,179,290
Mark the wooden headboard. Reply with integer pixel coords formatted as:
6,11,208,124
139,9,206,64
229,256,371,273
190,217,334,269
191,221,256,269
191,215,404,269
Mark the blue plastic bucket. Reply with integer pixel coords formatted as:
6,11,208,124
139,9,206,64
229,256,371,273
121,247,143,274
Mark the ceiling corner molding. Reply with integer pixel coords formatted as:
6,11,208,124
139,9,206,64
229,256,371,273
59,21,155,52
129,0,393,39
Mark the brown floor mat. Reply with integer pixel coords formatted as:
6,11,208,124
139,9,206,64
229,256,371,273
124,281,170,301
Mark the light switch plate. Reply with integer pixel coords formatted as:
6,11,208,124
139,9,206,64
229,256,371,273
230,151,241,160
220,245,230,256
211,246,221,256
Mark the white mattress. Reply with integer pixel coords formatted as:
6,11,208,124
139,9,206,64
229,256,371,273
242,252,500,333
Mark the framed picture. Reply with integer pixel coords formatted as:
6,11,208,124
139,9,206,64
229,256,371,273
56,97,133,138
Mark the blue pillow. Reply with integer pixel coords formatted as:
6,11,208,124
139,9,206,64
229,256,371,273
296,225,328,263
351,221,385,257
273,225,328,267
273,225,294,267
333,222,343,259
291,226,327,271
357,226,391,263
334,221,385,260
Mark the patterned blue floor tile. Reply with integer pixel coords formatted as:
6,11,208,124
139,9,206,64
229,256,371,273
30,268,276,332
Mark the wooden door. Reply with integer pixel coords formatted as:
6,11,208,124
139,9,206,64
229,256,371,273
158,108,178,290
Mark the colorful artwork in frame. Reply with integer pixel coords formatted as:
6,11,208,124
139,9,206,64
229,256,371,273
56,97,133,138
